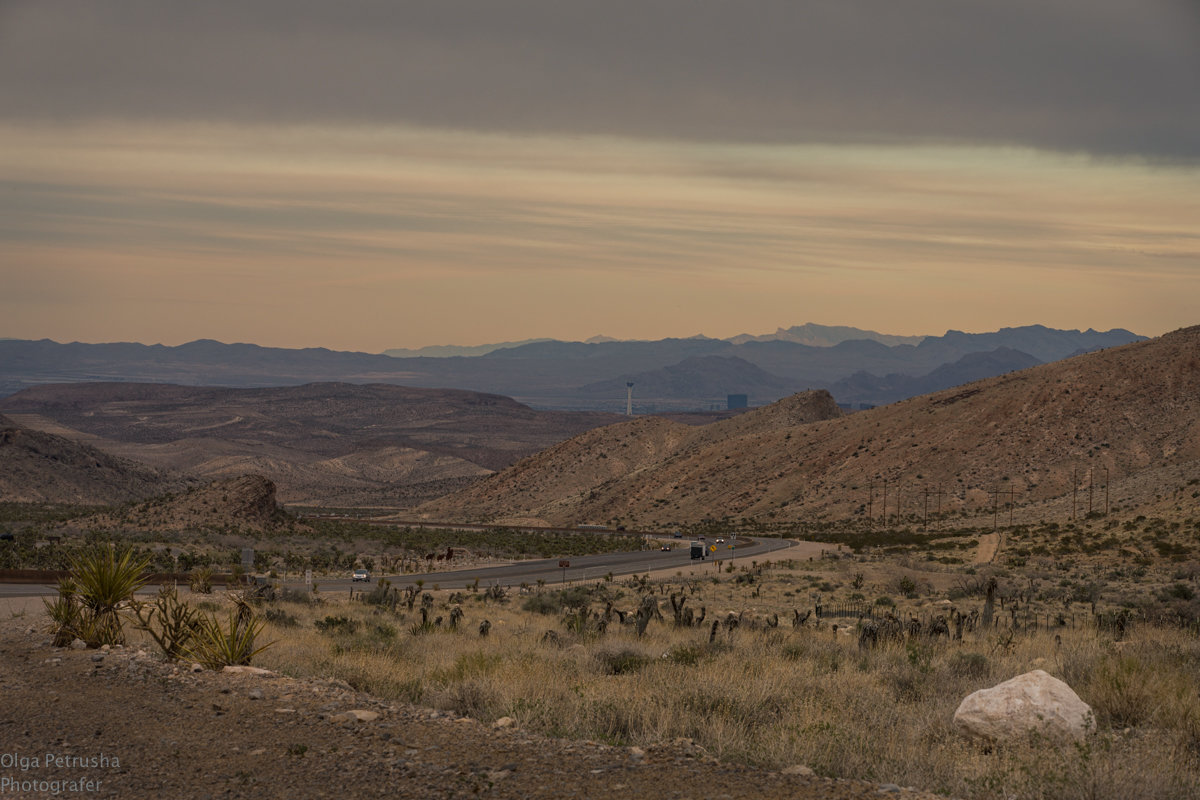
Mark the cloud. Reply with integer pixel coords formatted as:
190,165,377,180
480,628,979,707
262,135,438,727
1,1,1198,158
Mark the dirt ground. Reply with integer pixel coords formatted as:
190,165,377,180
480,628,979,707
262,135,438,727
0,611,946,800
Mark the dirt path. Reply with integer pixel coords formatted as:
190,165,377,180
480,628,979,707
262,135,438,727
0,615,944,800
973,532,1001,564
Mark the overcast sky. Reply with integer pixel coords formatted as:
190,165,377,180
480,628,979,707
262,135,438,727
2,1,1198,350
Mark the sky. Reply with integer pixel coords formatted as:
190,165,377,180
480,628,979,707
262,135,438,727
2,1,1199,352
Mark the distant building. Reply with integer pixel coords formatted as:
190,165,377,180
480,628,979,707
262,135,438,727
727,394,748,410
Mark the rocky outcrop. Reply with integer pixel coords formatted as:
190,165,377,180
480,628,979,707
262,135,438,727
953,670,1093,743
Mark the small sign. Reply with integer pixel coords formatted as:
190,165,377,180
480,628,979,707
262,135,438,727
709,545,716,552
558,560,570,568
304,569,312,585
241,547,254,569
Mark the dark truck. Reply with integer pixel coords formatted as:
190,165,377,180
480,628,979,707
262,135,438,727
690,541,706,560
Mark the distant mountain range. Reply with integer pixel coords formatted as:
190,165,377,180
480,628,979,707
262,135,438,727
0,324,1144,412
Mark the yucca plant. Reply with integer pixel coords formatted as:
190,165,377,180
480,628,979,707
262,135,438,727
68,545,151,646
189,566,213,594
184,609,273,669
44,577,82,647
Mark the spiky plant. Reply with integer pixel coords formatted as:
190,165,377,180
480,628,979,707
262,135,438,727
44,577,82,647
131,586,202,660
184,609,272,669
69,545,151,646
189,566,213,594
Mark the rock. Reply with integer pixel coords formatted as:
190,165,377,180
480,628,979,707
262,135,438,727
782,764,815,776
90,653,105,662
330,709,380,723
190,663,204,673
248,688,264,700
70,639,87,650
492,717,516,730
628,746,645,762
221,665,274,676
954,669,1093,743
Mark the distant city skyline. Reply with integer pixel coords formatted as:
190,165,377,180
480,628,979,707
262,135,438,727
2,2,1197,352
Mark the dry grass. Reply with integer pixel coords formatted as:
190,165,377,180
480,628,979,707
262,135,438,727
230,561,1200,800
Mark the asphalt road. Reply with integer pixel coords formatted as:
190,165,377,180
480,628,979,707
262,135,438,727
309,535,796,593
0,536,800,599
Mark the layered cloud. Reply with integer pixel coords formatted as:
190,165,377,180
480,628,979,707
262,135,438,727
2,1,1198,158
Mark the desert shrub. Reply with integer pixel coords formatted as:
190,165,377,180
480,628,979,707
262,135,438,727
264,608,299,627
189,567,213,594
595,646,651,675
314,615,359,634
277,587,315,605
522,593,563,615
131,586,202,660
184,609,272,669
665,642,707,666
1087,655,1156,727
948,651,990,679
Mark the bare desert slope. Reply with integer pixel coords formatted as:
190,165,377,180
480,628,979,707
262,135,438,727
0,413,182,504
418,325,1200,528
0,383,624,507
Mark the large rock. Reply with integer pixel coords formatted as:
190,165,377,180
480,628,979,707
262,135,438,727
953,669,1093,743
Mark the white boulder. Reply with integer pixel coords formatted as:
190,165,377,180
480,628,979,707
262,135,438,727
954,669,1093,743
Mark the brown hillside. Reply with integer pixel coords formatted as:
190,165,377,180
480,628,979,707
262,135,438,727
0,414,180,504
59,474,305,535
417,327,1200,528
0,382,624,507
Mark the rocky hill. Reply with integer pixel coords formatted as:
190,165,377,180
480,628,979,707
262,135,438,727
0,383,624,507
61,473,303,535
417,326,1200,528
0,413,180,504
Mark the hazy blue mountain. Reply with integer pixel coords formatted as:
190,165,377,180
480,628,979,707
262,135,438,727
726,323,925,348
578,356,798,406
383,338,557,358
0,326,1145,411
831,347,1044,407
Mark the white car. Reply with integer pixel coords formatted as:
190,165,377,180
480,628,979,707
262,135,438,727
352,569,370,582
716,538,725,544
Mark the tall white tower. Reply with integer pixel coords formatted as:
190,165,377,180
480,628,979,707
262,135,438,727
625,382,634,416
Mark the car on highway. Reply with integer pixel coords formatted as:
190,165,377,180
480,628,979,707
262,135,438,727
660,544,672,551
352,568,370,582
716,538,725,544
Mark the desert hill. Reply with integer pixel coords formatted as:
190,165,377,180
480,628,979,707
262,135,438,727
59,473,303,536
0,413,181,504
417,326,1200,528
0,383,624,507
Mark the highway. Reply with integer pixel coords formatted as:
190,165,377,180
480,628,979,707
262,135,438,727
308,535,797,593
0,536,799,598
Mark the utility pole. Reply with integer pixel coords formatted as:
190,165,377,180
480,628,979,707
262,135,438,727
1104,466,1110,515
923,487,929,530
881,479,888,525
992,486,999,530
1009,486,1015,527
1088,468,1094,516
1072,466,1078,520
868,482,874,524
